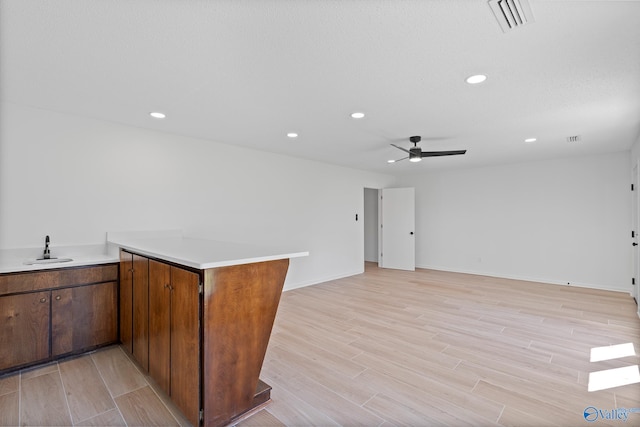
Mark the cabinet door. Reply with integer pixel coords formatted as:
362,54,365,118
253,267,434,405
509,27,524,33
170,266,200,427
0,291,50,370
148,260,171,395
119,251,133,354
132,254,149,372
51,282,118,357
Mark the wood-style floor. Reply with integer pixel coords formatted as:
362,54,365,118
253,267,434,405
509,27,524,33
0,345,191,427
259,264,640,427
1,263,639,426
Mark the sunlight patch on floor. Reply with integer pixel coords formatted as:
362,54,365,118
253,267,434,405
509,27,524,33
588,365,640,392
590,343,636,362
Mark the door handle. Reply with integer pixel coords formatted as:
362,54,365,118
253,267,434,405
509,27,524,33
634,242,638,246
410,232,414,235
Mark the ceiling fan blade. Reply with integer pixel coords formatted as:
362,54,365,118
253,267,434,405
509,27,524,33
390,144,410,154
390,156,409,163
421,150,467,157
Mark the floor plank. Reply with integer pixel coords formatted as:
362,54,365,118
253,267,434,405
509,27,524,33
74,408,127,426
114,385,179,426
58,355,116,424
0,391,19,426
235,409,286,427
91,346,147,398
0,373,18,396
20,370,73,426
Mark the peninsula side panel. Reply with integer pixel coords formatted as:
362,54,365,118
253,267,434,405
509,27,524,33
202,259,289,427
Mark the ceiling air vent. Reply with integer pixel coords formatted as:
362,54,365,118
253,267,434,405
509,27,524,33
488,0,535,33
567,135,582,143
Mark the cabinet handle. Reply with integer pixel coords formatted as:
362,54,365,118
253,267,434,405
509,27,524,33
40,297,47,303
55,295,61,301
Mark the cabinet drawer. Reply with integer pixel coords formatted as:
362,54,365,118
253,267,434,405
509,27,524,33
0,264,118,296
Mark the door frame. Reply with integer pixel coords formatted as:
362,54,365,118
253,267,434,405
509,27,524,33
363,187,380,265
633,163,639,311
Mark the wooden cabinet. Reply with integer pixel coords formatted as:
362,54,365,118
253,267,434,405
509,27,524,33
169,266,200,425
51,281,117,357
122,252,200,425
148,259,200,425
0,291,50,371
133,254,149,371
119,248,289,427
148,259,171,393
119,251,149,371
120,253,133,354
0,264,118,374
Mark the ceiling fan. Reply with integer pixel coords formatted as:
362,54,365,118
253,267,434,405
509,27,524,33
389,136,467,163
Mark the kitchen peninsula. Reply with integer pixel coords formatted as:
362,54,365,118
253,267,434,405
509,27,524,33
108,233,308,427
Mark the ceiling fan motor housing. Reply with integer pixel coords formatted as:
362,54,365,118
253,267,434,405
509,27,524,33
409,147,422,160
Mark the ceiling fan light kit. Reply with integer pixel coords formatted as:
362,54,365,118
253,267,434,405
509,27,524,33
389,136,467,164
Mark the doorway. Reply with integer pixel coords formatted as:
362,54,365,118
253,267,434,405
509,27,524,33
363,187,416,271
363,188,379,264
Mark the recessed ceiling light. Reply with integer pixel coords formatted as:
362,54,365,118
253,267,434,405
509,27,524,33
149,111,166,119
387,159,395,163
466,74,487,84
287,132,298,138
524,138,537,143
351,112,365,119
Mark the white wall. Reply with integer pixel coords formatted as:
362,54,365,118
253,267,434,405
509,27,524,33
363,188,378,262
2,102,634,294
0,103,396,289
396,152,632,292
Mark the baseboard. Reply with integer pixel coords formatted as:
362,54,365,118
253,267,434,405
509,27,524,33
415,264,631,294
283,268,364,292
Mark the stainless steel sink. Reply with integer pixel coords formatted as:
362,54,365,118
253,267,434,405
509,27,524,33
23,258,73,265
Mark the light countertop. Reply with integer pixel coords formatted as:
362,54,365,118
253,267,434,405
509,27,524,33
0,245,119,274
108,235,309,270
1,232,308,274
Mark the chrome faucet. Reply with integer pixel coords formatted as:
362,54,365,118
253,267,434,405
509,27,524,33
43,235,51,259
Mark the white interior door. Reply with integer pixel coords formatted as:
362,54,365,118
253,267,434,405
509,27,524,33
380,187,415,271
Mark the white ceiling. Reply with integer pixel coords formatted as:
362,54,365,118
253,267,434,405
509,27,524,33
2,0,639,175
